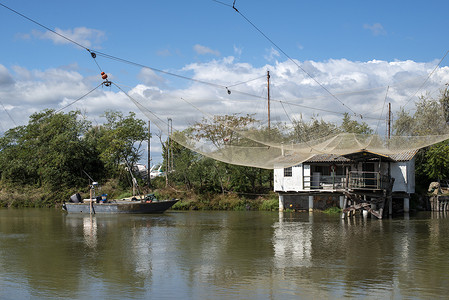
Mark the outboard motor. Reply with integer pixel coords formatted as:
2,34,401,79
69,193,82,203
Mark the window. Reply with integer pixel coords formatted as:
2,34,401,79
284,167,292,177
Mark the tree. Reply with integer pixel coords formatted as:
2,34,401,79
95,111,148,177
0,109,95,188
423,141,449,181
291,115,337,142
393,91,449,188
190,114,257,148
167,114,273,194
340,112,373,134
393,93,447,136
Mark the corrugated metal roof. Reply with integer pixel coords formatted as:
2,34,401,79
388,149,419,161
305,149,418,163
305,154,350,163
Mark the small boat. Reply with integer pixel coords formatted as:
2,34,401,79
63,193,178,214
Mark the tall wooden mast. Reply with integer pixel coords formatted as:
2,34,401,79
267,70,270,131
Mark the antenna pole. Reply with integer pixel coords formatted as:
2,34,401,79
267,70,271,131
388,102,391,139
147,120,151,188
166,118,172,187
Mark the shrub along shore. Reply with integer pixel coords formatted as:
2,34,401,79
0,182,342,214
0,180,281,211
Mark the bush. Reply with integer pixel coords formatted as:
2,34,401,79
260,198,279,211
323,207,342,214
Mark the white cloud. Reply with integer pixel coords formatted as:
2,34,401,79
0,64,15,86
193,44,220,56
137,68,167,87
363,23,386,36
156,49,172,57
1,58,449,163
265,47,280,62
31,27,106,48
233,45,243,56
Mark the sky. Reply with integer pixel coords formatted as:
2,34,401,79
1,0,449,166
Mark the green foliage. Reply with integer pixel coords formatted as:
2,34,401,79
423,142,449,181
0,109,95,188
95,111,148,177
0,109,148,203
291,115,338,142
340,112,372,134
323,207,342,214
190,114,257,147
393,93,447,136
260,198,279,211
290,112,372,142
393,92,449,188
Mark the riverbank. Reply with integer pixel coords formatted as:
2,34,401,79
0,181,280,211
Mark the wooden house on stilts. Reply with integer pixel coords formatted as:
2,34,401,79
274,149,418,218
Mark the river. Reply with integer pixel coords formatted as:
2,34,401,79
1,209,448,299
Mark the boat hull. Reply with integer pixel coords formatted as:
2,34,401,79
63,199,178,214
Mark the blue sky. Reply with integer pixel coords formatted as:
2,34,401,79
1,0,449,165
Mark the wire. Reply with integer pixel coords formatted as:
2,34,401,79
112,82,170,128
219,1,359,117
0,100,17,126
375,86,389,135
402,49,449,109
5,1,442,124
53,82,104,114
0,2,400,121
226,75,265,88
0,2,88,51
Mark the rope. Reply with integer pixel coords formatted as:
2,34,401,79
402,49,449,109
217,0,359,117
0,100,17,126
53,82,104,114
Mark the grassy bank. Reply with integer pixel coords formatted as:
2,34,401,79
151,187,280,211
0,184,61,208
0,181,280,211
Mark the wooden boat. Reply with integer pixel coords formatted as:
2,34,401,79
63,194,178,214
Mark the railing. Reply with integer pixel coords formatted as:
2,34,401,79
303,171,390,190
348,171,390,190
303,174,346,190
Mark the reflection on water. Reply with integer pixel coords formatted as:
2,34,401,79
83,216,97,248
1,209,449,299
273,212,312,268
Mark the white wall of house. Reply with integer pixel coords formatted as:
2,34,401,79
390,159,415,193
275,159,415,194
274,165,303,192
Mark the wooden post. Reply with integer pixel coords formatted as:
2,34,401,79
89,185,93,215
148,120,151,188
267,70,270,131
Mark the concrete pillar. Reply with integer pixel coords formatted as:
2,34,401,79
279,194,284,212
308,195,314,212
388,196,393,215
404,197,410,213
362,210,369,218
339,195,344,209
341,195,348,219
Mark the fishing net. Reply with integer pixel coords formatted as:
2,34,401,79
124,79,449,169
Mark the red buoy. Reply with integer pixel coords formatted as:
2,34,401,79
101,72,108,80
